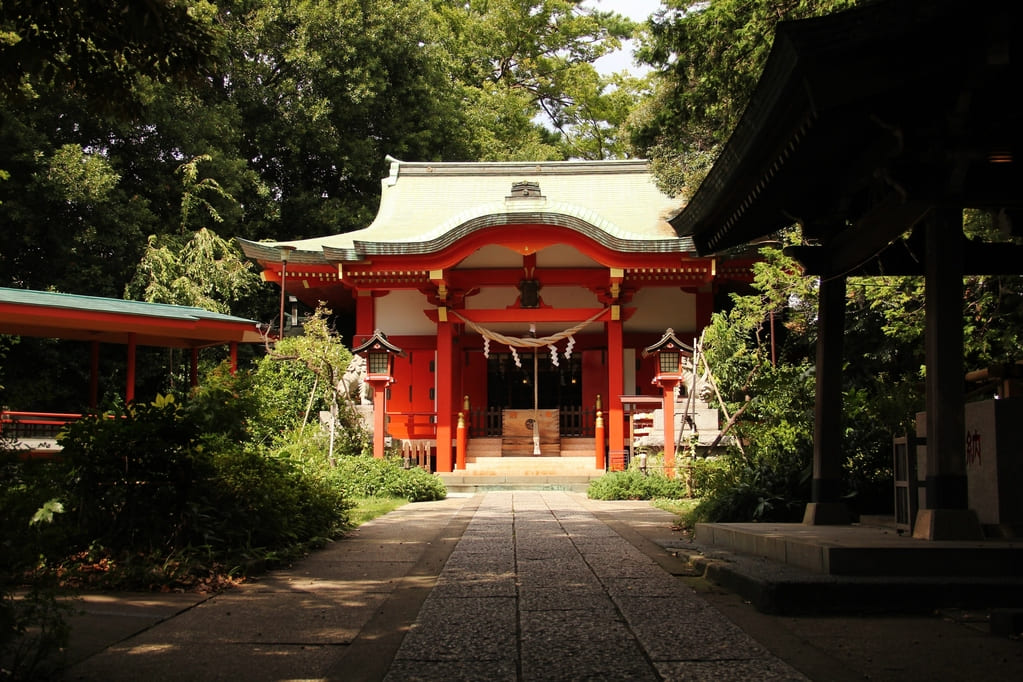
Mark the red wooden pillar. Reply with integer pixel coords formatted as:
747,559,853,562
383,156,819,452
229,342,238,375
370,381,388,459
607,313,625,471
126,333,137,403
355,291,375,343
435,315,455,472
661,380,679,478
90,341,100,409
594,406,605,470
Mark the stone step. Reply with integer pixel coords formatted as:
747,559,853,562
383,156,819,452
466,438,597,457
437,472,604,494
463,455,598,473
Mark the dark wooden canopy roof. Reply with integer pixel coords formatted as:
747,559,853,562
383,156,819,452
670,0,1023,276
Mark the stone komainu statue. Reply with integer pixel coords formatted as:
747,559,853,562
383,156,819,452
340,355,371,405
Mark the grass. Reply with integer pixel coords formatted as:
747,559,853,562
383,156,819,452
651,497,700,515
348,496,408,527
651,497,701,530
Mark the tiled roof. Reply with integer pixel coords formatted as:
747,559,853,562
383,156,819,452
239,158,691,263
0,287,262,347
0,287,254,324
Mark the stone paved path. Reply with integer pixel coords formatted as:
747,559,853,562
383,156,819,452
384,491,805,681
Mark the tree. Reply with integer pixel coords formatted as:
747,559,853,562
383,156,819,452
0,0,223,117
630,0,861,195
251,307,367,457
126,155,262,313
0,0,653,412
433,0,641,160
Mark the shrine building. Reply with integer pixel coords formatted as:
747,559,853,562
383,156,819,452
239,158,753,474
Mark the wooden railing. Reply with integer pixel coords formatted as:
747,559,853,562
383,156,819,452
1,410,82,440
467,406,595,438
560,406,596,437
468,407,502,437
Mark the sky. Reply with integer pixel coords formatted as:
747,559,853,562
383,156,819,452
588,0,666,76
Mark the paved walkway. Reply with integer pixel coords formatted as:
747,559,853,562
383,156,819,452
62,491,803,681
59,491,1023,681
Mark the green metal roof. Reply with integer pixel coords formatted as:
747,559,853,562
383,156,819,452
0,287,263,347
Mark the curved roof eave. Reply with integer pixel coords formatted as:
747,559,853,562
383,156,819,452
240,218,696,267
323,212,695,261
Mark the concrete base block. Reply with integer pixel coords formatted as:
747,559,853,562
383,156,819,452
990,609,1023,637
802,501,853,526
912,508,984,540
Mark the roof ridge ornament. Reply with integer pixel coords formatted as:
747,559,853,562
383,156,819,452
507,180,544,200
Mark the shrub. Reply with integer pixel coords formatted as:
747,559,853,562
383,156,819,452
680,454,808,527
1,438,74,680
201,441,350,550
334,456,447,502
57,395,212,552
50,388,353,583
248,308,368,456
587,468,689,501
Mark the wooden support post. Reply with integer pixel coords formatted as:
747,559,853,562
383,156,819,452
662,382,677,478
126,333,137,404
594,408,605,470
804,275,851,525
90,341,100,409
915,208,982,539
435,317,455,472
607,315,625,470
372,382,387,459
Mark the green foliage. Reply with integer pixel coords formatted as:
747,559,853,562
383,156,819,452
334,456,447,502
250,308,368,455
1,438,73,680
202,441,351,550
0,0,223,117
681,453,808,526
587,469,689,501
126,227,262,315
633,0,861,195
49,382,351,579
0,586,72,681
695,236,883,522
57,395,218,552
862,211,1023,371
434,0,641,160
348,496,407,527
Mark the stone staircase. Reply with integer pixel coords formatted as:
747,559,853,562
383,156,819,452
438,437,605,493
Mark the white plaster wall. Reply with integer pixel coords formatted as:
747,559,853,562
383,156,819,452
375,290,436,335
535,243,601,268
626,287,697,335
537,286,599,309
459,244,522,268
466,286,519,310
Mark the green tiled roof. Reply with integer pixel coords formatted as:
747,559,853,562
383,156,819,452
239,157,692,264
0,287,256,325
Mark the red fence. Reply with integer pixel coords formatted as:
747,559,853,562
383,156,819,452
1,410,82,440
